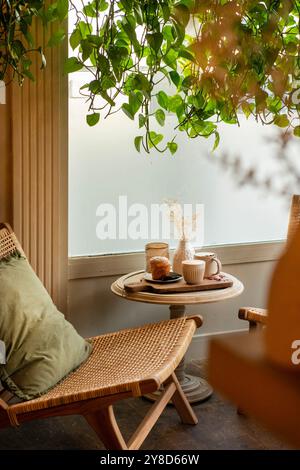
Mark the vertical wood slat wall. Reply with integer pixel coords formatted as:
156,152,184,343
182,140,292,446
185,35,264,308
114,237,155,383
0,87,13,223
11,19,68,313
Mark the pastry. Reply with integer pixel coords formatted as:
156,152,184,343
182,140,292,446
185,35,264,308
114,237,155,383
150,256,171,280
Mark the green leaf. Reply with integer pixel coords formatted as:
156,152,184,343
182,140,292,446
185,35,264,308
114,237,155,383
97,54,110,73
148,131,163,148
168,95,183,112
181,75,194,90
134,4,143,24
155,109,165,126
189,120,216,137
99,0,109,11
81,39,93,61
134,136,143,152
57,0,68,21
274,114,290,128
89,80,101,94
122,18,140,55
70,29,82,50
157,91,169,110
167,141,178,155
213,132,220,151
241,101,254,119
86,113,100,126
161,4,171,21
83,3,97,17
169,71,180,87
122,103,135,120
64,57,83,74
146,32,163,53
125,73,151,98
129,91,143,114
139,114,146,128
100,91,115,107
24,30,34,47
79,21,92,39
87,35,103,48
172,19,185,46
294,126,300,137
163,48,178,69
163,25,175,42
120,0,133,12
23,69,35,81
101,75,116,90
178,49,194,62
47,29,66,47
173,4,190,27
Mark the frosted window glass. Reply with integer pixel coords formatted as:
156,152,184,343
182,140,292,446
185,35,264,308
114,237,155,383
69,71,298,257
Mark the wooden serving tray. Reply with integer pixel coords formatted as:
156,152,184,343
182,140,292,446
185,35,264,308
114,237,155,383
124,276,233,294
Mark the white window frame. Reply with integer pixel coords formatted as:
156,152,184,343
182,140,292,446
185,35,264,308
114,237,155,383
68,240,284,280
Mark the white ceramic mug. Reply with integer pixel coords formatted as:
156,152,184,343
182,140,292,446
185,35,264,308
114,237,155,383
194,252,222,277
182,260,206,285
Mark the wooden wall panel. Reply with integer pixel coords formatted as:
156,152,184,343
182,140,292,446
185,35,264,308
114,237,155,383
0,87,12,224
11,19,68,313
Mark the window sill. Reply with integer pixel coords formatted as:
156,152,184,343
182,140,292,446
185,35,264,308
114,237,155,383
68,240,284,280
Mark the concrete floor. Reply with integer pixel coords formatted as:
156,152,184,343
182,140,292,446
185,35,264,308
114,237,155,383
0,393,290,450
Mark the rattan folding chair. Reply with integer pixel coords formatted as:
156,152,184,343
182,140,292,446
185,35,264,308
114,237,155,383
0,223,202,450
238,195,300,330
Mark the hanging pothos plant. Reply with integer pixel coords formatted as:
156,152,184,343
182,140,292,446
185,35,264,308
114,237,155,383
66,0,300,154
0,0,68,83
1,0,300,154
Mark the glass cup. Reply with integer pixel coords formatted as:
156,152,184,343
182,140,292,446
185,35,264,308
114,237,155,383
145,242,169,273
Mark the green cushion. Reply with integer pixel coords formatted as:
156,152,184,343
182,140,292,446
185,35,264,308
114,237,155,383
0,253,92,400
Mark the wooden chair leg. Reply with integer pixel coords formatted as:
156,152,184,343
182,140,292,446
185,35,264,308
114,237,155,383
249,321,258,332
237,321,258,415
167,372,198,425
128,382,176,450
85,374,198,450
84,405,128,450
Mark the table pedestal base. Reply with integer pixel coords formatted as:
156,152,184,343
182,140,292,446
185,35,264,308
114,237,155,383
145,305,213,404
145,374,213,404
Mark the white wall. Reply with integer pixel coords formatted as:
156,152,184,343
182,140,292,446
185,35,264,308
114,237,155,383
69,257,275,360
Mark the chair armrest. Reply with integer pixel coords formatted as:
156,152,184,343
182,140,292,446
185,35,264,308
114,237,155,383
238,307,268,326
186,315,203,328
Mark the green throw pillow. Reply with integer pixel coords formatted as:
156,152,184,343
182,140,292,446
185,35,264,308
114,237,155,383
0,253,92,400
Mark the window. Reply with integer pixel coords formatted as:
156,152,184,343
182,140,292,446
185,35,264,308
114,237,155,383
69,71,298,257
67,5,300,257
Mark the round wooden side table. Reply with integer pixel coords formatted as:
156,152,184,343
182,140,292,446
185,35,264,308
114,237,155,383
111,270,244,404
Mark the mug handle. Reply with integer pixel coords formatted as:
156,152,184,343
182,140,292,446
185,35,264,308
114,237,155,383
212,258,222,275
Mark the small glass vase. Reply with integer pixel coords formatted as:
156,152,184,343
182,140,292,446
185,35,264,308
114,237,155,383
172,238,195,275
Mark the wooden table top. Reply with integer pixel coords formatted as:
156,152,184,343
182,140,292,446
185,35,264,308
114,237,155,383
111,270,244,305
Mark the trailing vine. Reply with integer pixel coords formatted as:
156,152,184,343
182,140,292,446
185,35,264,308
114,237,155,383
0,0,67,84
66,0,300,154
1,1,300,154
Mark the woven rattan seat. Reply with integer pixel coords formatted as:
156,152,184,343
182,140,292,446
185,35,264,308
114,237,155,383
0,223,202,450
12,317,195,415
